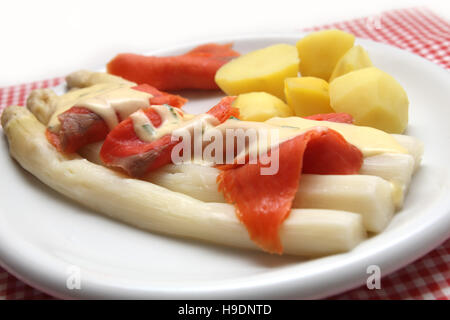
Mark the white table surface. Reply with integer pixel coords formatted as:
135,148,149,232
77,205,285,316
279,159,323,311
1,0,449,87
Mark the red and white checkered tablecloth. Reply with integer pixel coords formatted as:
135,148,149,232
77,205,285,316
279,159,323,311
0,7,449,300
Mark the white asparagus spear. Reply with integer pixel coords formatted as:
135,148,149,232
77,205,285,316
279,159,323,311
359,153,414,208
79,137,422,231
359,135,422,208
79,133,422,181
144,132,423,225
145,135,422,216
145,164,394,233
65,70,135,89
294,174,394,232
79,144,395,232
2,106,367,256
392,134,424,172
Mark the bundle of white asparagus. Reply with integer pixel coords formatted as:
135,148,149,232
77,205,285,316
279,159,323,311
78,132,423,236
1,70,424,256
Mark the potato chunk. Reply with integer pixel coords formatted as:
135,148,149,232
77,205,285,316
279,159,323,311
284,77,334,116
329,45,373,82
296,30,355,80
329,67,409,133
215,44,299,100
232,92,293,121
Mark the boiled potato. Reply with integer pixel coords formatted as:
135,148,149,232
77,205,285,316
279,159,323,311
296,30,355,80
329,67,409,133
284,77,334,116
215,44,299,100
232,92,293,121
329,45,373,82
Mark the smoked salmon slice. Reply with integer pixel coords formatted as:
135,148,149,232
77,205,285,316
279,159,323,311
100,96,238,176
304,112,354,124
132,84,187,109
107,43,240,91
48,106,110,153
46,84,187,153
217,128,363,254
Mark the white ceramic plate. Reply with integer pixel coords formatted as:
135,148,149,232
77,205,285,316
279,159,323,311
0,34,449,299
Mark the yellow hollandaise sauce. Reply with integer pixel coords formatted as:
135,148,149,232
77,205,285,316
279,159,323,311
266,117,407,157
47,83,153,131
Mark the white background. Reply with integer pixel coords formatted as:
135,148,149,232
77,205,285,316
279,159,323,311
1,0,449,87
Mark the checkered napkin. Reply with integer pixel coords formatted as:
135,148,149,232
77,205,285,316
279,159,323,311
0,7,448,300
